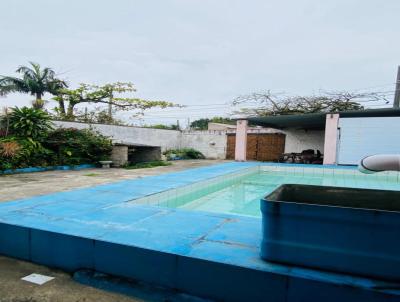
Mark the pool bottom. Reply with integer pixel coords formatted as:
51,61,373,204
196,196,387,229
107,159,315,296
131,168,400,217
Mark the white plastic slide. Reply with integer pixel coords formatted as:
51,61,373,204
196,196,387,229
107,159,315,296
358,154,400,174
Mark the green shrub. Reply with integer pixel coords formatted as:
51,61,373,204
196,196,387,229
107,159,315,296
0,138,17,170
0,136,56,170
44,128,112,165
0,126,113,171
8,107,53,139
163,148,205,160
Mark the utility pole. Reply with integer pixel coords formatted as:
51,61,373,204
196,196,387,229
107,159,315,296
393,66,400,108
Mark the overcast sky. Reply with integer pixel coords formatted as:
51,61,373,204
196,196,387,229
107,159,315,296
1,0,399,126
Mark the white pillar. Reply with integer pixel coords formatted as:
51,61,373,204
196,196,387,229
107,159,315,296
235,120,248,161
323,113,339,165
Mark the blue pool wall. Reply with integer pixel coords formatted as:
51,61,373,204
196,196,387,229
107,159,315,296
0,162,399,302
2,220,398,302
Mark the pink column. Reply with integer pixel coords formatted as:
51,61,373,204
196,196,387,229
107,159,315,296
323,113,339,165
235,119,248,161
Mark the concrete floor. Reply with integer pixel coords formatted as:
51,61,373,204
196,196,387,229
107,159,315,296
0,160,224,302
0,160,227,202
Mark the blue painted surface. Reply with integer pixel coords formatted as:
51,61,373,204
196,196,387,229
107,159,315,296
0,164,95,175
0,162,399,302
0,224,30,261
31,230,94,271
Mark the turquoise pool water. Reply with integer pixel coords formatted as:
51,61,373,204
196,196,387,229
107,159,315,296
157,170,400,217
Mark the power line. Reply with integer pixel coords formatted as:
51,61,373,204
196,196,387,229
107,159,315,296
352,83,396,92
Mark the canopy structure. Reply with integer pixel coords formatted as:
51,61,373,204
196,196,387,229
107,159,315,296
246,108,400,130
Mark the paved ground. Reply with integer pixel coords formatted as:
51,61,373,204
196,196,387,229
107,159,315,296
0,160,227,202
0,160,223,301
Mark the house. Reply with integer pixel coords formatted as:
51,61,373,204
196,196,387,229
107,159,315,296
234,108,400,165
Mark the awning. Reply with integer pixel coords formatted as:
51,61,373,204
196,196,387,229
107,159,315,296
246,108,400,130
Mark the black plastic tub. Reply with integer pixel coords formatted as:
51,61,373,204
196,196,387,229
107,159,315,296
260,184,400,281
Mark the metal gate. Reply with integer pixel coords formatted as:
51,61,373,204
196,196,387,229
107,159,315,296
226,133,286,161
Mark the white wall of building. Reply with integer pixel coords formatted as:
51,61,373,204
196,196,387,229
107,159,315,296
283,129,325,153
337,116,400,165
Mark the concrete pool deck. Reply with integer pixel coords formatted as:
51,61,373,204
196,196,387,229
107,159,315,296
0,160,227,202
0,162,399,301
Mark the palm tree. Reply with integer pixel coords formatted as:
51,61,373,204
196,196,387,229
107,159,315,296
0,62,67,109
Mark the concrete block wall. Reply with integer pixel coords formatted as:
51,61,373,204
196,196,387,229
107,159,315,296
111,146,129,167
180,131,227,159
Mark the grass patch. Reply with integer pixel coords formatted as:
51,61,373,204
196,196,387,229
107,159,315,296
83,173,100,177
123,160,172,170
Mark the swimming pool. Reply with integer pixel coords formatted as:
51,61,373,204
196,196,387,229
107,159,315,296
1,162,399,301
132,165,400,217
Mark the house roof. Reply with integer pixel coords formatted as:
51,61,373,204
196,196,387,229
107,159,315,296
246,108,400,130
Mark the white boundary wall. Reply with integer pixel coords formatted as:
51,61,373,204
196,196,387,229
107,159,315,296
54,121,227,159
181,131,227,159
54,121,181,151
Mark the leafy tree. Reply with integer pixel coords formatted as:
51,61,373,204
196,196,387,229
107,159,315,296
8,107,53,139
233,91,388,116
53,82,179,120
190,118,209,130
70,107,127,125
190,117,234,130
0,62,67,109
